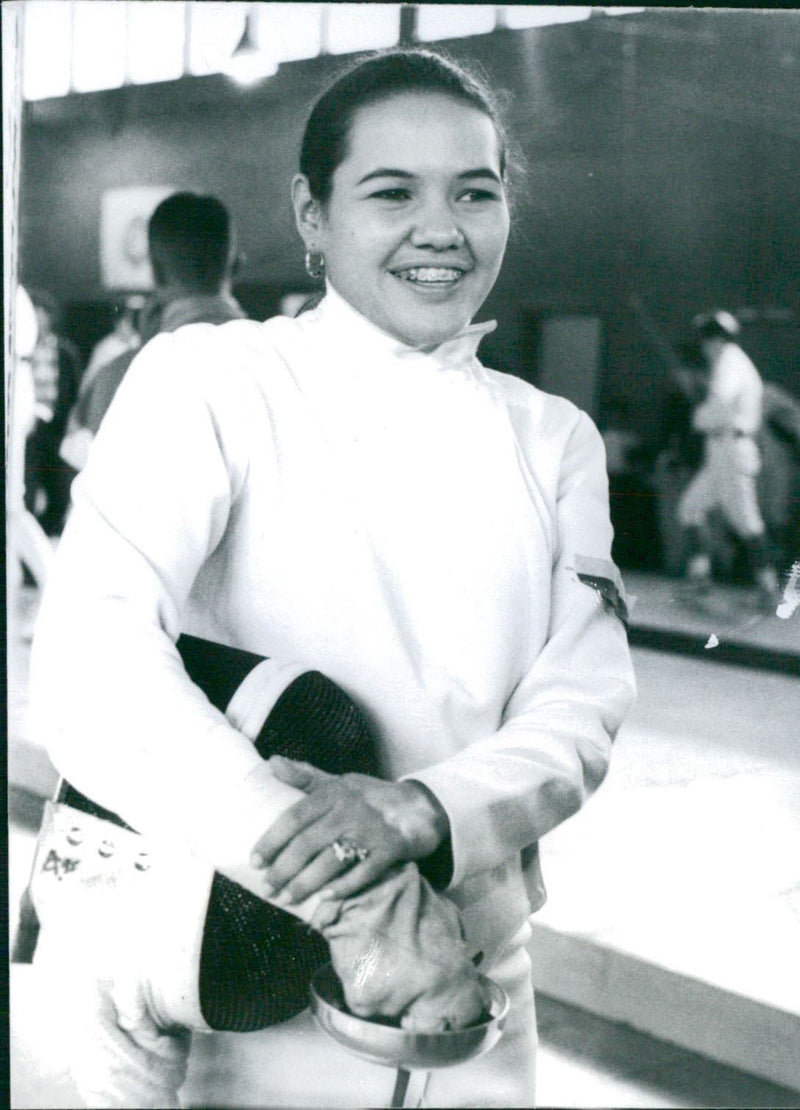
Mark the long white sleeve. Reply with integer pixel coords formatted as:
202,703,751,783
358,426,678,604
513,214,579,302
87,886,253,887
409,412,636,888
29,332,305,880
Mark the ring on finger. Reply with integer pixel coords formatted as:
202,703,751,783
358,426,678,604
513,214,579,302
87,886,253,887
331,837,370,865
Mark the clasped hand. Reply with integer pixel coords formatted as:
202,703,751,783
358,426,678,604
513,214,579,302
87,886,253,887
250,756,447,904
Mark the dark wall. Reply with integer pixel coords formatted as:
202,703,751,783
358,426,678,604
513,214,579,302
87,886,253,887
19,10,800,440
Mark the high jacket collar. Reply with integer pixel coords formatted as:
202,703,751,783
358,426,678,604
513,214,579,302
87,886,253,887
305,282,497,369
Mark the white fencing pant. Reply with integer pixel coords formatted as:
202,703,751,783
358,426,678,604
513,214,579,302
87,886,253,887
678,435,765,538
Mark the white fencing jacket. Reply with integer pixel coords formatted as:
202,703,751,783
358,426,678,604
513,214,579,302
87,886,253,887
30,285,636,963
693,342,763,437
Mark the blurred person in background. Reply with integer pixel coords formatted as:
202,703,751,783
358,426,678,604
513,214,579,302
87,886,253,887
59,192,246,472
659,339,708,472
59,296,144,472
651,338,710,575
83,295,145,393
24,288,81,535
757,379,800,568
677,311,780,607
7,284,56,603
599,400,641,480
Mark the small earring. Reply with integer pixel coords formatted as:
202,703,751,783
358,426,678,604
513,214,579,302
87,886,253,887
304,250,326,280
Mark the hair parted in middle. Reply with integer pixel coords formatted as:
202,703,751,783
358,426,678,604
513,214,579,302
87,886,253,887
298,47,521,207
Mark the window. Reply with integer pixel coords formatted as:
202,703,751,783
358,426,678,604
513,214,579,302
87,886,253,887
72,1,127,94
258,4,323,64
127,2,184,85
326,4,401,55
22,1,72,101
416,4,497,42
187,3,248,77
21,3,640,102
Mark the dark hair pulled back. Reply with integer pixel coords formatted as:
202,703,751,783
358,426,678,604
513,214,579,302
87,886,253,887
299,48,512,206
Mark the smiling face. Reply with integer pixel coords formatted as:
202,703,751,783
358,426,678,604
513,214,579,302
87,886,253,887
293,91,510,348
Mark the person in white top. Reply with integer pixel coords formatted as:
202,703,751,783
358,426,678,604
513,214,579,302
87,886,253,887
8,285,56,601
84,298,143,389
28,49,635,1109
678,311,779,604
57,298,142,472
